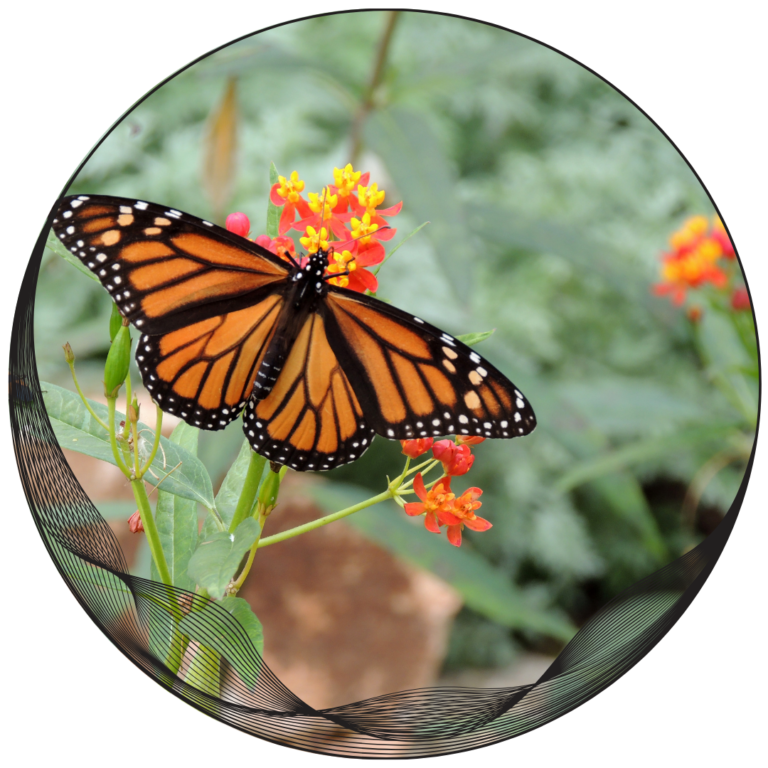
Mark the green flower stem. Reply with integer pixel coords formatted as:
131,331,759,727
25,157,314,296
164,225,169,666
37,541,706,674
130,413,140,476
131,478,180,620
229,518,265,593
256,487,395,549
124,369,132,413
68,360,109,431
349,10,400,164
107,398,131,476
229,465,286,593
139,405,164,478
228,451,267,534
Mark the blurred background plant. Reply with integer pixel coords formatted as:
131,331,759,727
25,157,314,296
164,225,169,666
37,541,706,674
35,11,756,677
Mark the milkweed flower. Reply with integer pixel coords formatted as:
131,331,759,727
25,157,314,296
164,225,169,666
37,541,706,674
404,473,455,534
437,487,490,547
712,217,735,259
270,170,312,235
432,439,475,476
401,437,434,458
253,234,300,265
653,215,732,306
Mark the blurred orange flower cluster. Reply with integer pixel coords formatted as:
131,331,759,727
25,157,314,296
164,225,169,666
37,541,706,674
400,437,490,547
225,164,401,294
652,215,744,311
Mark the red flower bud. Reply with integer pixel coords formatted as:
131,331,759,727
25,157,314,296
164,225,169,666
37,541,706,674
401,437,434,458
686,305,703,323
226,212,250,238
431,439,456,466
432,440,475,476
731,287,750,311
128,510,144,533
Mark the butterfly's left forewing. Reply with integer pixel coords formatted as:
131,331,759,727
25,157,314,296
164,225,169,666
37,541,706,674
323,290,536,441
51,195,291,334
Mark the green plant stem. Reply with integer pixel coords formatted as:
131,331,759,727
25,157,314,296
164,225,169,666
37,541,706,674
124,370,132,412
107,398,131,475
228,451,267,533
256,488,394,549
132,479,174,590
139,405,164,477
349,10,400,164
130,414,140,476
230,517,265,593
68,361,109,431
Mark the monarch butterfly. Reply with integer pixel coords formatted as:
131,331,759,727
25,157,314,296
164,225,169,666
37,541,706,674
52,194,536,471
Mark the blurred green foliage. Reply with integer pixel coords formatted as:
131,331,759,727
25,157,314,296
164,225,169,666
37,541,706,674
35,12,756,670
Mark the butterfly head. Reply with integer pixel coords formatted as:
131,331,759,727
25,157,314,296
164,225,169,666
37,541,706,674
291,248,332,299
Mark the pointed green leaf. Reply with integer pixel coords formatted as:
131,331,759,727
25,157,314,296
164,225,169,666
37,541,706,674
456,329,495,347
266,162,281,238
151,421,200,591
42,381,214,509
187,518,260,599
46,230,99,281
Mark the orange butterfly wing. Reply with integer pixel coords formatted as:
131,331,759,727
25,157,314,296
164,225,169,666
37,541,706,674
322,290,536,442
52,195,290,334
243,312,375,471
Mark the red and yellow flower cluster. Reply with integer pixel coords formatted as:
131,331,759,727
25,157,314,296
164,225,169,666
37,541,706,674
225,164,402,294
400,436,490,547
652,215,744,311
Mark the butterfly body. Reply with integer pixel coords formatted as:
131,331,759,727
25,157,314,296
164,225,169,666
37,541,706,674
52,194,536,471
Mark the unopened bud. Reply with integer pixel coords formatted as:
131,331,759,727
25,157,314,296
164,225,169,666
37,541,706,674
109,303,124,342
128,396,140,423
226,212,251,238
128,510,144,533
256,468,282,519
62,342,75,364
104,325,131,398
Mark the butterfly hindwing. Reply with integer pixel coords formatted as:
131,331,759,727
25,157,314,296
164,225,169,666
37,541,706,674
136,294,284,430
51,195,291,335
323,290,536,441
243,311,375,471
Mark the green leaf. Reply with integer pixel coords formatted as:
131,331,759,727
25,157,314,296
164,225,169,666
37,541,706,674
179,596,263,690
310,483,576,642
42,381,214,509
465,202,667,316
46,230,99,281
266,162,281,239
456,329,495,347
187,518,260,599
151,422,200,591
216,440,259,525
556,424,736,493
554,428,666,559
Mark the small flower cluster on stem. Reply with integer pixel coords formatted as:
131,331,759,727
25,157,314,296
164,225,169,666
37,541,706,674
652,215,745,316
225,163,402,294
398,436,490,547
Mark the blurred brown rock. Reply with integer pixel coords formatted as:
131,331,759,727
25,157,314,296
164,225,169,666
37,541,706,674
240,489,462,709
